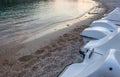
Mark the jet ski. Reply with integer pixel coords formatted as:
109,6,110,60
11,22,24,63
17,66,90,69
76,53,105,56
102,7,120,25
80,26,111,44
58,8,120,77
81,7,120,44
59,48,120,77
90,19,116,32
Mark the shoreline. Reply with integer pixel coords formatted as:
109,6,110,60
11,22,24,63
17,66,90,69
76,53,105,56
0,0,99,60
0,0,108,77
17,1,105,58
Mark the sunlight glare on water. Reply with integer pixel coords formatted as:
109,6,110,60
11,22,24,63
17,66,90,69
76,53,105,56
0,0,94,32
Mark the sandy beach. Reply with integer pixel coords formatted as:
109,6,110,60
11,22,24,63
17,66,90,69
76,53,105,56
0,0,119,77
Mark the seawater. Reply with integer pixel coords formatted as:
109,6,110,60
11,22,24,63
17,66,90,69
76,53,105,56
0,0,93,34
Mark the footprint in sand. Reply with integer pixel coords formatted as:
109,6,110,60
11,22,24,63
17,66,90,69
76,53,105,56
35,49,45,55
2,59,13,66
18,55,34,62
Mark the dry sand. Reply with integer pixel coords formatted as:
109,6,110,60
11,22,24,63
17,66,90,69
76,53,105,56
0,0,111,77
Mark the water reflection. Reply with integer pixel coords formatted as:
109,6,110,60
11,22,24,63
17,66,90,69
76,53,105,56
0,0,94,31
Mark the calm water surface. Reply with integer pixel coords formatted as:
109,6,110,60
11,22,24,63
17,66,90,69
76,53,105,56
0,0,93,34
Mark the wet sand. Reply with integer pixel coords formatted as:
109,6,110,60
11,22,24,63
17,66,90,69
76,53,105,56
0,0,109,77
